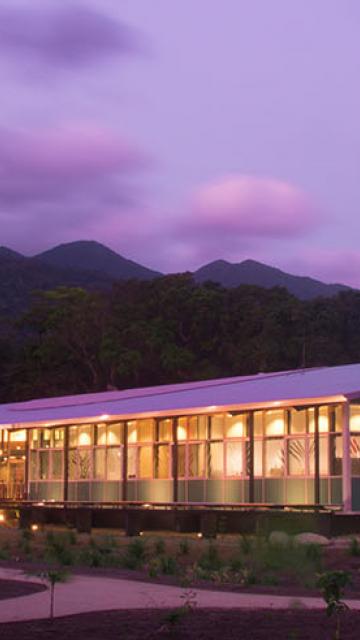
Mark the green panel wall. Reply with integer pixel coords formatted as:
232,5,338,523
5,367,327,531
264,479,285,503
29,482,62,501
330,478,342,505
205,479,223,502
137,480,172,502
224,479,243,503
286,479,306,504
352,479,360,511
188,480,205,502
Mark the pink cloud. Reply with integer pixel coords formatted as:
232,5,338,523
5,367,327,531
0,3,140,67
189,174,318,238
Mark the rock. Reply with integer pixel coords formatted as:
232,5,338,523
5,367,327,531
268,530,290,546
294,532,330,546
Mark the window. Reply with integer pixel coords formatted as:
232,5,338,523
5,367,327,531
226,441,243,477
154,444,170,479
210,415,223,439
309,437,329,476
70,425,93,447
189,416,206,440
39,451,50,480
52,451,63,479
30,451,37,480
330,435,342,476
265,439,284,477
208,442,223,478
309,407,329,433
158,420,172,442
53,429,64,448
253,440,263,476
138,420,154,442
225,414,247,438
350,405,360,432
139,446,152,478
94,449,106,479
288,438,306,475
351,436,360,475
177,444,186,477
189,443,204,477
107,423,123,445
177,418,187,441
253,412,263,436
30,429,39,450
265,411,285,436
127,447,137,478
107,448,122,480
40,429,52,448
78,450,91,479
96,424,107,446
289,409,307,434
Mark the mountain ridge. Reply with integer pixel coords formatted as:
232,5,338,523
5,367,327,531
0,240,351,316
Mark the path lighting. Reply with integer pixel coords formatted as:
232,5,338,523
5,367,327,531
31,524,39,532
197,532,203,539
0,513,5,523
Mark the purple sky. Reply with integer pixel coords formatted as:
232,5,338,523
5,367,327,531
1,0,360,285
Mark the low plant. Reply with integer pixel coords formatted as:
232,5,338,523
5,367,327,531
349,537,360,557
178,538,190,555
198,542,222,572
121,537,147,569
239,534,253,555
154,537,166,555
317,570,351,640
160,555,177,575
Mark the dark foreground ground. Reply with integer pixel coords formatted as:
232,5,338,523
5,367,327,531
0,609,359,640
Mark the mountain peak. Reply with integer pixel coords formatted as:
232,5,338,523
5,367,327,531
35,241,162,281
194,258,350,299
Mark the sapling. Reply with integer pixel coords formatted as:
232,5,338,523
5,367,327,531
38,568,70,620
317,570,351,640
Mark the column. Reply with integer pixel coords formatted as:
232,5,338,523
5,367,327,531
63,425,69,502
342,400,352,512
314,406,320,505
248,412,254,503
122,422,128,501
172,418,178,503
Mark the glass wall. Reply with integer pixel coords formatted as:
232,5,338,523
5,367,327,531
18,401,347,505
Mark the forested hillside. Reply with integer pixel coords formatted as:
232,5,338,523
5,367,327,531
1,275,360,403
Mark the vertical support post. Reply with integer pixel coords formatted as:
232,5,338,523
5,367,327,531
172,418,178,503
24,428,30,500
122,421,128,502
314,406,320,506
63,425,69,502
342,400,352,512
248,412,254,503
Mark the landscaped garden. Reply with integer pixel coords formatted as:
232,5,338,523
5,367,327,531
0,523,360,596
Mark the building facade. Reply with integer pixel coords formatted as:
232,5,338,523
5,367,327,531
1,364,360,511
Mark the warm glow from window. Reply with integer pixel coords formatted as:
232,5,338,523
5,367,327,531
177,426,187,440
226,416,246,438
350,405,360,432
265,411,285,436
78,432,91,446
9,430,26,442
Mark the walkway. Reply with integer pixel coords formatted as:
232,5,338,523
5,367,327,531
0,567,357,623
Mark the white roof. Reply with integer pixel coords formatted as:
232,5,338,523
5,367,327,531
1,363,360,427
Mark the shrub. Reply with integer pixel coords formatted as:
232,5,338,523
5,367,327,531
179,538,190,555
349,537,360,557
154,538,166,555
160,555,178,575
198,543,222,572
239,535,253,555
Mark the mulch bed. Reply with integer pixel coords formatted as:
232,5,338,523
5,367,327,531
0,609,359,640
0,579,46,600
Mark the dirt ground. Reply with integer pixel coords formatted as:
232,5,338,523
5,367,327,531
0,608,359,640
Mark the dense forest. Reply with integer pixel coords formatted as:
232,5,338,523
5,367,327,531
1,274,360,403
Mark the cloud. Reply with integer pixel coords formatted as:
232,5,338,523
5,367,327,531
0,3,139,68
0,124,149,251
189,174,318,238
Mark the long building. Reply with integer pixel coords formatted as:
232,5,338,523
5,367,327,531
1,363,360,512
